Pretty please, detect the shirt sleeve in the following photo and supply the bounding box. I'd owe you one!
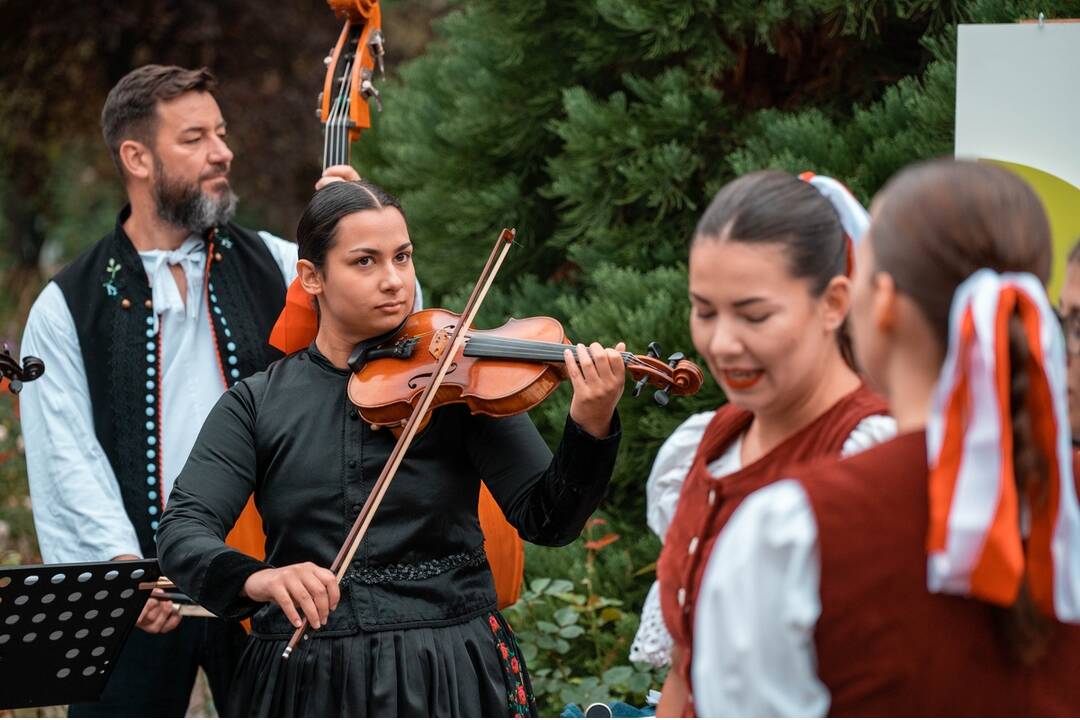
[466,412,621,547]
[691,479,830,717]
[840,414,896,458]
[646,411,715,541]
[156,380,271,619]
[629,411,715,668]
[257,230,298,285]
[19,282,142,563]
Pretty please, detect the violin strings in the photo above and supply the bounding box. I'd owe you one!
[463,335,639,359]
[462,336,647,367]
[465,342,645,366]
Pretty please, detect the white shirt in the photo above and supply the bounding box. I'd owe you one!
[21,231,297,563]
[630,413,896,669]
[692,480,825,717]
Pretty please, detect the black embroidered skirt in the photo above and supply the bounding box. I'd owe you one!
[227,611,537,717]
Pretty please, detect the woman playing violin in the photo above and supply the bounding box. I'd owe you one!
[157,180,628,717]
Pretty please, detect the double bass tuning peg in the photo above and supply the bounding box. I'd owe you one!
[368,29,386,78]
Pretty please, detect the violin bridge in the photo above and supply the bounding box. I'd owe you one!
[428,328,451,359]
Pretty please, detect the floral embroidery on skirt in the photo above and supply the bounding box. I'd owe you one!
[488,612,538,717]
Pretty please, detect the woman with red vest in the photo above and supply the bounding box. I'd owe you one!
[652,170,895,715]
[693,158,1080,716]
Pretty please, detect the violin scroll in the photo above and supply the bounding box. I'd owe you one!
[0,343,44,395]
[626,344,704,407]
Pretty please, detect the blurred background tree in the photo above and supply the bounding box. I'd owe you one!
[2,0,1077,714]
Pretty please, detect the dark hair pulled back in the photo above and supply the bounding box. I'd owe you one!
[296,180,405,270]
[871,158,1053,665]
[693,170,855,367]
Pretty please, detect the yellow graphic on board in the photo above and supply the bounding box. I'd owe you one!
[986,159,1080,300]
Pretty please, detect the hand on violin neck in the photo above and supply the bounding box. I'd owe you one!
[566,341,627,438]
[315,164,361,191]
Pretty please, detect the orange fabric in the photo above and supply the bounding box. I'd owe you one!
[927,308,974,553]
[266,279,525,610]
[268,277,319,354]
[478,482,524,609]
[225,496,267,559]
[225,496,265,633]
[969,291,1023,606]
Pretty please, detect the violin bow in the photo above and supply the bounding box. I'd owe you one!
[283,228,517,659]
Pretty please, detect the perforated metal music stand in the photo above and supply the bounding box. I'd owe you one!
[0,558,159,710]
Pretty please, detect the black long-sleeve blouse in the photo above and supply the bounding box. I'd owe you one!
[157,344,620,637]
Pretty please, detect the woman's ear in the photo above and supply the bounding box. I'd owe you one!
[872,272,897,333]
[297,259,323,297]
[820,275,852,333]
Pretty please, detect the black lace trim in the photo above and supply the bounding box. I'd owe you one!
[344,546,488,585]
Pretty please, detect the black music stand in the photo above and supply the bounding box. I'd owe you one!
[0,558,159,710]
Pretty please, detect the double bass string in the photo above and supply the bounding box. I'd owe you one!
[322,58,354,170]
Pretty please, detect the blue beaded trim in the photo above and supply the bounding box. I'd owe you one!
[208,277,242,383]
[145,311,163,541]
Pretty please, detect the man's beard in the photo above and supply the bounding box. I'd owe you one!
[152,157,238,233]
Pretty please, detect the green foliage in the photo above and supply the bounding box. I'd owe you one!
[504,519,663,716]
[0,398,36,565]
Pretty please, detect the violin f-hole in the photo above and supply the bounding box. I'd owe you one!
[408,363,458,389]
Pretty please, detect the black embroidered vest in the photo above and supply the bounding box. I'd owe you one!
[53,207,286,557]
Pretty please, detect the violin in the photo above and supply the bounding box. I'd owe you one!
[0,344,44,395]
[348,308,704,431]
[282,228,702,659]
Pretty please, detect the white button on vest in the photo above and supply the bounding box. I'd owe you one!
[688,536,699,555]
[677,587,686,607]
[707,488,716,506]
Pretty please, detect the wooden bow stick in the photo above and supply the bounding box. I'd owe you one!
[282,227,517,660]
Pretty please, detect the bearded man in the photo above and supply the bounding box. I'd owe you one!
[19,65,357,716]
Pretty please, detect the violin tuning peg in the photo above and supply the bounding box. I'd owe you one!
[647,341,662,359]
[653,388,670,407]
[667,351,685,368]
[632,377,647,398]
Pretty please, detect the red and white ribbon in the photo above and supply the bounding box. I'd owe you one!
[799,171,870,275]
[926,269,1080,621]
